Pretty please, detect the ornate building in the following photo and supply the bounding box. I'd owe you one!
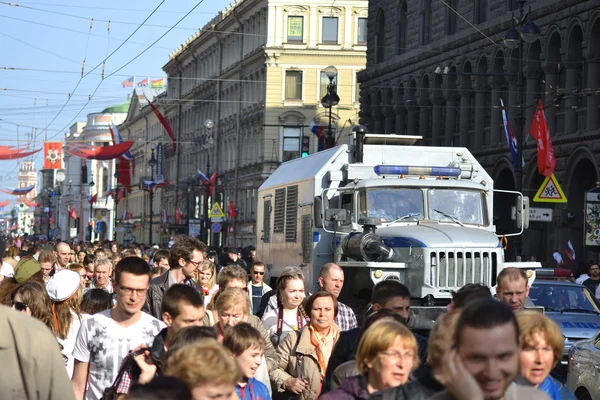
[162,0,368,247]
[16,161,37,235]
[358,0,600,264]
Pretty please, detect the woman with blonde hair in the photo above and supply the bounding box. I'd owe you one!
[165,340,241,400]
[261,266,308,347]
[516,311,576,400]
[321,319,419,399]
[46,269,84,378]
[195,260,218,307]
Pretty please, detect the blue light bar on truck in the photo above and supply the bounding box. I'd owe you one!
[374,165,461,177]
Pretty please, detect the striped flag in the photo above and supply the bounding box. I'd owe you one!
[151,78,165,88]
[138,77,149,87]
[122,77,134,88]
[500,98,524,171]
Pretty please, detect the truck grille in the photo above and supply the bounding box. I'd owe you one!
[430,250,498,289]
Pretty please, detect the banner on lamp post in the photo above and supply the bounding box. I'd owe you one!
[156,144,163,182]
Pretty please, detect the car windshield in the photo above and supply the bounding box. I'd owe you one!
[427,189,486,226]
[359,188,424,223]
[529,284,600,313]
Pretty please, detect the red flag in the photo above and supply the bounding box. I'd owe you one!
[528,99,556,177]
[116,157,133,193]
[145,96,176,151]
[229,200,238,217]
[44,142,63,169]
[175,208,182,224]
[116,187,125,203]
[68,205,77,219]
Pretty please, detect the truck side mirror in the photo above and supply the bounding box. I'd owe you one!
[314,196,323,228]
[516,196,530,230]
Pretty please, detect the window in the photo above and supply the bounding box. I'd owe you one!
[474,0,487,24]
[397,2,407,55]
[282,126,301,161]
[357,18,367,44]
[375,10,385,63]
[285,71,303,100]
[354,73,360,102]
[446,0,457,35]
[287,16,304,42]
[322,17,338,43]
[320,71,336,99]
[421,0,431,45]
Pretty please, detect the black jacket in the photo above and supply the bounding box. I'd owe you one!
[369,365,445,400]
[142,272,203,320]
[150,328,168,375]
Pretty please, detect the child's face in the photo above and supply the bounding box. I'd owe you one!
[236,345,264,379]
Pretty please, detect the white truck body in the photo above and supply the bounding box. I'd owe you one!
[257,134,533,308]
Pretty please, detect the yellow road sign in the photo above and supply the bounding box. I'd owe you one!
[533,173,567,203]
[208,202,225,218]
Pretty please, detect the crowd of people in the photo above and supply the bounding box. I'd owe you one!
[0,235,580,400]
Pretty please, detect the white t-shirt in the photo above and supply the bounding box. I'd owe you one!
[72,309,165,400]
[203,284,219,308]
[261,308,302,347]
[58,309,83,379]
[1,261,14,277]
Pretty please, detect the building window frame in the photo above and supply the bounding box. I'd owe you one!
[445,0,457,35]
[474,0,487,24]
[321,16,339,44]
[281,126,302,162]
[357,17,367,45]
[284,70,303,102]
[286,15,304,43]
[420,0,432,45]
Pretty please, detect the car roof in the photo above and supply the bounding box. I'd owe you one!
[532,279,582,288]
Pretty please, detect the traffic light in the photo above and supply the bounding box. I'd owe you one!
[301,135,310,158]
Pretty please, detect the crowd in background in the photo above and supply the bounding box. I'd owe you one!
[0,234,580,400]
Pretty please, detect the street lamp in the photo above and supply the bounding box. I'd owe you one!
[89,178,95,242]
[503,0,539,260]
[320,65,340,149]
[147,147,157,246]
[203,119,213,244]
[113,170,120,241]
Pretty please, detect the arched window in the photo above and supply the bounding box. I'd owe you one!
[420,0,431,45]
[445,0,457,35]
[474,0,487,24]
[397,1,407,55]
[375,10,385,63]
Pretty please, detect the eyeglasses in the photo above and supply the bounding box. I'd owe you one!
[252,271,265,275]
[188,259,203,269]
[379,350,415,361]
[11,301,28,312]
[118,287,149,296]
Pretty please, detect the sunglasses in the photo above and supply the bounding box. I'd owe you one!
[11,301,28,312]
[252,271,265,275]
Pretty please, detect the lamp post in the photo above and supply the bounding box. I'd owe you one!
[88,178,95,242]
[113,171,120,241]
[320,65,340,149]
[204,119,214,244]
[46,189,52,239]
[147,147,157,246]
[503,0,540,260]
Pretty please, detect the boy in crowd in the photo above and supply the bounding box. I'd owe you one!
[223,323,271,400]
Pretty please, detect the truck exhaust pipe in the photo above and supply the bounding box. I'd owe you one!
[353,125,367,164]
[342,217,400,262]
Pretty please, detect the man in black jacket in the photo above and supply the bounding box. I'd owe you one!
[143,237,206,320]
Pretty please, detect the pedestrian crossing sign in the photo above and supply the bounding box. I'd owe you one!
[208,202,225,218]
[533,174,567,203]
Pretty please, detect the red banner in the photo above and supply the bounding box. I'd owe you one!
[44,142,63,169]
[528,99,556,177]
[145,95,176,151]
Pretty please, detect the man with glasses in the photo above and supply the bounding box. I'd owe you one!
[247,261,272,315]
[72,257,165,400]
[143,237,207,320]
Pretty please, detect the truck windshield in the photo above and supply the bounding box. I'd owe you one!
[427,189,486,226]
[359,188,424,223]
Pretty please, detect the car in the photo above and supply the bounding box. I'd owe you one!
[528,279,600,383]
[567,331,600,400]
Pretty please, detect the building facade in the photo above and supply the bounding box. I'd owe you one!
[358,0,600,265]
[59,104,128,242]
[16,161,37,236]
[162,0,367,247]
[116,88,167,246]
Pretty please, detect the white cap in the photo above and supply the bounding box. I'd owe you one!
[47,269,81,302]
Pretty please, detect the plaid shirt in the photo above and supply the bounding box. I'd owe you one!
[335,301,357,331]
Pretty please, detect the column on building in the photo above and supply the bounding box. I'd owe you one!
[383,105,395,134]
[406,82,418,135]
[444,74,458,146]
[372,90,384,134]
[458,87,472,146]
[473,78,489,149]
[417,89,431,142]
[489,78,505,145]
[565,65,579,134]
[393,84,406,135]
[587,58,600,130]
[543,63,558,134]
[507,73,520,141]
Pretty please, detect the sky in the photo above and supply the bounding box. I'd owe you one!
[0,0,231,193]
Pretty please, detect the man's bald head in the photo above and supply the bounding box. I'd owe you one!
[318,263,345,298]
[55,242,71,268]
